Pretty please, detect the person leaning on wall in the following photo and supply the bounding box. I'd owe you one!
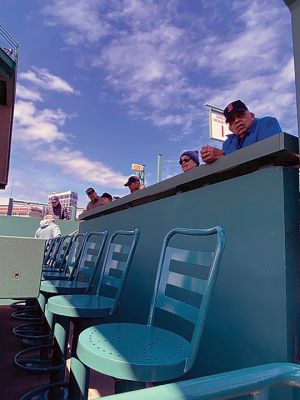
[85,187,103,210]
[85,188,113,211]
[200,100,282,164]
[45,196,70,220]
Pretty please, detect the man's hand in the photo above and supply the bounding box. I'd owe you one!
[200,145,224,164]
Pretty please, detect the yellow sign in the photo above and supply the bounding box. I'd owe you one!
[131,163,144,172]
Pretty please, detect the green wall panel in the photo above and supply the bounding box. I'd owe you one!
[79,166,299,395]
[0,215,79,237]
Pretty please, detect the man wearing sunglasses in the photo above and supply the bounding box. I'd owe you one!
[179,150,199,172]
[200,100,282,164]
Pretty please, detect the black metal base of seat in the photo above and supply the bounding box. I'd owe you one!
[19,382,68,400]
[13,322,52,341]
[11,299,38,310]
[14,344,65,375]
[21,337,52,348]
[11,309,43,322]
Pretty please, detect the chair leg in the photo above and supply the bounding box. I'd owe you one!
[53,314,70,357]
[69,357,90,400]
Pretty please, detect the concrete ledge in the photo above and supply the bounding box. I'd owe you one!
[80,133,299,221]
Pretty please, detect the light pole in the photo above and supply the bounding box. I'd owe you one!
[283,0,300,151]
[157,154,162,183]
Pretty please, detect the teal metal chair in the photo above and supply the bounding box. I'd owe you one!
[13,231,108,374]
[42,233,86,281]
[71,226,225,398]
[42,235,73,274]
[18,228,140,400]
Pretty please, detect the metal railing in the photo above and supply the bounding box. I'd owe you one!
[0,25,19,64]
[102,363,300,400]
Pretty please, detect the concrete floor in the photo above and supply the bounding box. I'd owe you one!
[0,305,114,399]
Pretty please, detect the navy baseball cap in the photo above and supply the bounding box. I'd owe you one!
[223,100,248,123]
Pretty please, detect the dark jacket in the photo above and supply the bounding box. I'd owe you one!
[45,204,70,220]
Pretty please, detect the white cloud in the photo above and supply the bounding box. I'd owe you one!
[12,70,128,193]
[16,83,43,102]
[14,100,69,143]
[34,146,128,188]
[41,0,297,137]
[42,0,110,45]
[19,67,79,94]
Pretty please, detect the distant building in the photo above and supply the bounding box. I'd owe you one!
[76,207,85,219]
[48,190,78,220]
[0,191,79,219]
[0,201,44,218]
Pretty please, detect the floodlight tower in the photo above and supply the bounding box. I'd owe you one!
[283,0,300,150]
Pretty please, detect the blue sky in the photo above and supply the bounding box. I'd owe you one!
[0,0,297,207]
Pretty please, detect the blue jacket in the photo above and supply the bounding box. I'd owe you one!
[222,116,282,155]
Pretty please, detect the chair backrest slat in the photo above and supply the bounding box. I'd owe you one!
[156,293,198,323]
[105,259,126,273]
[83,260,96,269]
[86,247,100,256]
[166,246,214,268]
[102,275,122,290]
[166,270,208,295]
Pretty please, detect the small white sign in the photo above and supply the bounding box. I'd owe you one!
[209,108,231,142]
[131,163,144,172]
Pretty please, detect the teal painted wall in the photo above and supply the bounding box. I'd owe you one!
[0,215,79,237]
[79,166,299,394]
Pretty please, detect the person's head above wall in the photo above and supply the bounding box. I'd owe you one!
[223,100,255,137]
[100,192,112,204]
[50,195,61,207]
[44,214,55,221]
[86,187,98,201]
[124,175,141,193]
[179,150,200,172]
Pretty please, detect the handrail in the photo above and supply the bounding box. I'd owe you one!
[102,363,300,400]
[0,25,19,64]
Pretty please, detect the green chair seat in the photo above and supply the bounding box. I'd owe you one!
[47,294,114,318]
[42,271,70,280]
[40,280,89,295]
[77,322,191,382]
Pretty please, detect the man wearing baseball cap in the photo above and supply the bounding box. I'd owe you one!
[45,196,70,220]
[85,188,113,211]
[200,100,282,164]
[124,175,144,193]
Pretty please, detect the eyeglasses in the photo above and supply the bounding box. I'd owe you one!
[179,157,191,165]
